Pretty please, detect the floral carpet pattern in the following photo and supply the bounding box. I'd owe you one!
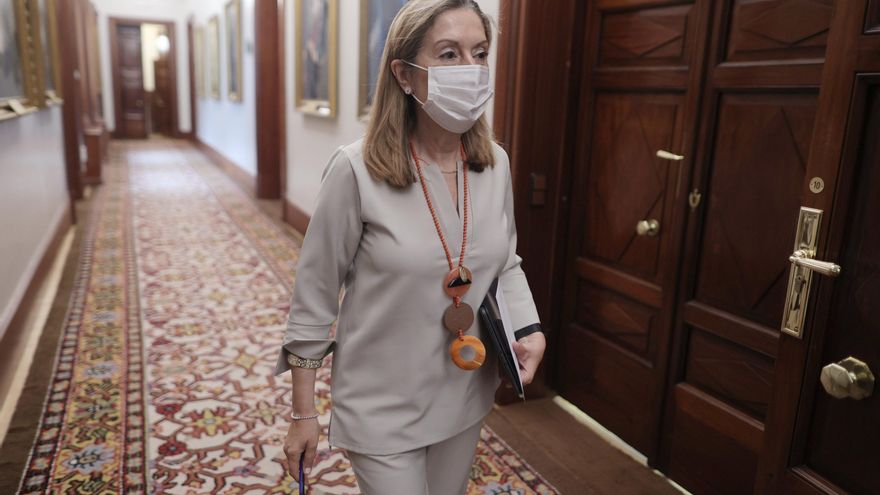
[17,140,558,494]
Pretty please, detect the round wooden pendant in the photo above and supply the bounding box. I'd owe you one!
[443,303,474,333]
[443,266,473,298]
[449,335,486,371]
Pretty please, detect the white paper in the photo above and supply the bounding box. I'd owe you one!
[495,285,525,396]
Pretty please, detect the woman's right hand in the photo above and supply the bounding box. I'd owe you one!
[283,417,320,481]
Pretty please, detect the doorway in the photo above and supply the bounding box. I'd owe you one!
[109,18,178,138]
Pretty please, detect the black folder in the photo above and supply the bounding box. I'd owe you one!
[479,278,525,399]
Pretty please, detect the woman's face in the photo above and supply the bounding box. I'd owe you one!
[403,8,490,101]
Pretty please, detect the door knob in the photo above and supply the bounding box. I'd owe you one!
[636,219,660,237]
[820,357,874,400]
[789,250,841,277]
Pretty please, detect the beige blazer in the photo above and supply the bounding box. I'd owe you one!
[274,139,540,455]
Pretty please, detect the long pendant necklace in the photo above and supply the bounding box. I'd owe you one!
[410,140,486,371]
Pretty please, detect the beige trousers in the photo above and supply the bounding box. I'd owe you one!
[347,420,483,495]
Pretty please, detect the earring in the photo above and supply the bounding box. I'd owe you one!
[404,87,411,95]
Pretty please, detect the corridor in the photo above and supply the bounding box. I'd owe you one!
[2,0,879,493]
[0,141,682,494]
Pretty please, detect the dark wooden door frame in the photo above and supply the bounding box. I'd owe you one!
[109,17,179,138]
[58,0,84,205]
[255,0,285,199]
[187,16,197,139]
[490,0,584,400]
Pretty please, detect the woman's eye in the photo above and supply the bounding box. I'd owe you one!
[440,51,457,60]
[475,51,489,60]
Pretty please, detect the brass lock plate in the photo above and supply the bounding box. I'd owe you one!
[781,207,823,338]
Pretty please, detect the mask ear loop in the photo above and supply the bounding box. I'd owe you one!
[401,60,428,106]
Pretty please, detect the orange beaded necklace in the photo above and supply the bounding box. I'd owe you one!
[410,140,486,371]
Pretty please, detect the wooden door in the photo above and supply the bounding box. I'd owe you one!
[657,1,834,494]
[152,53,172,135]
[556,0,711,456]
[755,1,880,493]
[112,22,147,138]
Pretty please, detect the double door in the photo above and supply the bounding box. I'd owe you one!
[555,0,878,493]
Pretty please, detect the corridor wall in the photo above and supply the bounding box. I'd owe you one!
[190,0,258,177]
[92,0,193,134]
[0,108,69,340]
[284,0,500,217]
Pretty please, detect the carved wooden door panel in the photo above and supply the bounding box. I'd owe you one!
[755,1,880,493]
[556,0,711,457]
[657,1,834,494]
[115,23,147,138]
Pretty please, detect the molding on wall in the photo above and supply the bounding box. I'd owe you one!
[193,137,256,197]
[0,203,73,406]
[282,197,310,237]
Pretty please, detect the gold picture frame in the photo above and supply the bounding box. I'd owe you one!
[194,26,204,98]
[358,0,406,118]
[295,0,337,117]
[207,15,220,100]
[225,0,242,101]
[38,0,61,101]
[1,0,44,118]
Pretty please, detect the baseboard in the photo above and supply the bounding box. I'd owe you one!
[0,203,73,408]
[193,138,256,197]
[283,197,310,236]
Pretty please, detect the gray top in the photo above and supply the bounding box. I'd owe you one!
[274,139,540,455]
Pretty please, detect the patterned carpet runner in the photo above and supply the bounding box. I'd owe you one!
[16,140,558,494]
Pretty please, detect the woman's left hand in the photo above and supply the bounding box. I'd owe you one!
[512,332,546,386]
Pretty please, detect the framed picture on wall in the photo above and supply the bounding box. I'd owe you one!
[207,15,220,99]
[295,0,337,117]
[38,0,61,100]
[225,0,242,101]
[194,26,204,98]
[1,0,42,116]
[358,0,406,118]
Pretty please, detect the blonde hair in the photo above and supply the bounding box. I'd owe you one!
[363,0,496,188]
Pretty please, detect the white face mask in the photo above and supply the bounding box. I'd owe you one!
[404,61,494,134]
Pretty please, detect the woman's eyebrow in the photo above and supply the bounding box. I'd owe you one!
[432,38,489,48]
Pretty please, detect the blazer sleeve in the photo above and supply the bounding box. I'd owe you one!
[273,147,363,376]
[497,152,542,333]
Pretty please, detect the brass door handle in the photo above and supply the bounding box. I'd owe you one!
[636,219,660,237]
[656,150,684,161]
[789,250,841,277]
[820,357,874,400]
[781,208,843,338]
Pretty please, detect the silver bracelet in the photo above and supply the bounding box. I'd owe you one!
[287,353,323,369]
[290,411,320,421]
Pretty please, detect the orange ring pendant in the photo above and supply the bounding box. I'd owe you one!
[449,335,486,370]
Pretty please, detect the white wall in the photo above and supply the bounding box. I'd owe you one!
[284,0,501,217]
[190,0,257,175]
[0,107,69,340]
[93,0,192,132]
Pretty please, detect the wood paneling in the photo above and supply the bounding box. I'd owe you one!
[801,86,880,495]
[659,0,829,491]
[666,384,763,495]
[684,328,775,420]
[255,0,283,199]
[583,92,680,281]
[695,94,815,328]
[490,0,582,400]
[598,3,693,67]
[558,0,711,462]
[724,0,833,63]
[867,0,880,33]
[575,282,656,356]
